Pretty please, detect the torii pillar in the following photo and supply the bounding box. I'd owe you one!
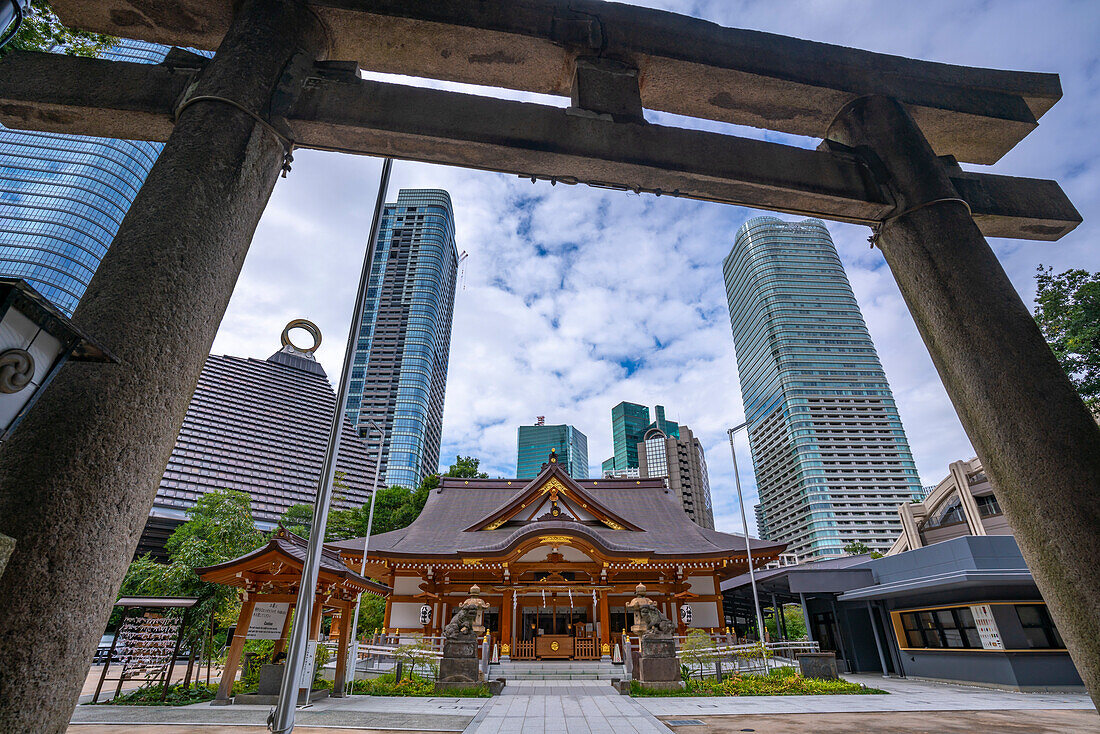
[828,95,1100,706]
[0,2,327,731]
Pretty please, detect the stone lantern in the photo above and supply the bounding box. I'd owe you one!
[0,279,114,442]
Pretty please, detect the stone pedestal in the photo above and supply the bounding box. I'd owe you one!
[437,636,480,684]
[636,636,682,689]
[797,652,838,680]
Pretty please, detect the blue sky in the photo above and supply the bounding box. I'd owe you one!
[211,0,1100,535]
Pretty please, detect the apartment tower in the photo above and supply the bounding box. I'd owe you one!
[723,216,921,558]
[345,189,458,489]
[638,423,715,529]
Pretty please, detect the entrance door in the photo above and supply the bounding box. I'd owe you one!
[517,605,595,659]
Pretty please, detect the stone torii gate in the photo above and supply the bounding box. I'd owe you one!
[0,1,1095,729]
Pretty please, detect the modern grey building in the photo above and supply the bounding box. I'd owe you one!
[516,421,589,480]
[345,189,459,489]
[0,40,169,315]
[638,423,715,529]
[722,536,1082,691]
[139,329,378,557]
[723,216,922,559]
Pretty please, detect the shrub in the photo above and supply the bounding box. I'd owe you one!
[92,682,217,706]
[631,668,887,697]
[351,673,490,697]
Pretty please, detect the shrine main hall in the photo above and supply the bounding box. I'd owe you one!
[333,453,785,660]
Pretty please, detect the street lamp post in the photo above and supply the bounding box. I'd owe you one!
[343,419,385,696]
[270,158,393,733]
[728,421,765,643]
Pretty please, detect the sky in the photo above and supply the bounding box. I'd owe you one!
[209,0,1100,536]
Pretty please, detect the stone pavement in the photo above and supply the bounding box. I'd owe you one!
[464,681,672,733]
[71,694,484,731]
[657,709,1100,734]
[636,674,1095,717]
[68,675,1097,733]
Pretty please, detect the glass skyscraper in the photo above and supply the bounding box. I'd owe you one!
[345,189,458,489]
[517,422,589,480]
[723,216,922,559]
[0,40,169,315]
[600,402,679,475]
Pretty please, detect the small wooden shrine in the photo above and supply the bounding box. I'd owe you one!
[331,453,785,661]
[197,528,389,701]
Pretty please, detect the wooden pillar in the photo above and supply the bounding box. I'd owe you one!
[382,571,395,631]
[271,604,294,658]
[332,601,351,697]
[215,597,256,702]
[598,590,611,659]
[500,588,514,658]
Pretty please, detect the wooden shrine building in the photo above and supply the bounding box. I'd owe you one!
[197,528,389,701]
[332,453,785,661]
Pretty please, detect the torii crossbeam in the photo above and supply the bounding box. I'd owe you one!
[0,2,1096,731]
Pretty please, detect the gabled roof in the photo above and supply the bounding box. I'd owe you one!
[465,460,641,532]
[331,460,786,567]
[197,527,390,598]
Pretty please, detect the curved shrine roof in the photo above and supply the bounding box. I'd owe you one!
[332,461,785,562]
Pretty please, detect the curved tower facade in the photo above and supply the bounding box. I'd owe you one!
[0,40,168,315]
[346,189,458,489]
[723,216,921,558]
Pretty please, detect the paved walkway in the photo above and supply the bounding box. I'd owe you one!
[637,674,1094,716]
[70,675,1096,733]
[464,681,672,733]
[71,695,484,731]
[658,709,1100,734]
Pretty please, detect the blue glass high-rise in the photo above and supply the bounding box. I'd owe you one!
[723,216,922,559]
[345,189,458,489]
[517,422,589,480]
[0,40,169,315]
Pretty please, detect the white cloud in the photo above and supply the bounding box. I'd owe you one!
[211,1,1100,535]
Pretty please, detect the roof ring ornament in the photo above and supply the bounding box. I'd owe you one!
[281,318,322,354]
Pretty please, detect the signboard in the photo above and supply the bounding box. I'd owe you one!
[246,602,289,640]
[299,641,317,688]
[116,613,181,672]
[970,604,1003,649]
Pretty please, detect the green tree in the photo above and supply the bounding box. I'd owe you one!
[842,541,882,558]
[446,455,489,478]
[2,1,116,57]
[765,605,807,641]
[279,503,314,537]
[117,489,266,685]
[1034,266,1100,412]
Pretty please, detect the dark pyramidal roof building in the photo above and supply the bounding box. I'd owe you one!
[138,326,378,557]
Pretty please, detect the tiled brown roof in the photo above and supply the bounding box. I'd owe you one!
[197,528,390,596]
[331,470,785,561]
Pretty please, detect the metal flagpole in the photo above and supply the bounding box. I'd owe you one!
[270,157,393,733]
[343,419,385,695]
[728,422,765,643]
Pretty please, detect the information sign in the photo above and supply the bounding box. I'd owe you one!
[970,604,1004,649]
[246,602,289,640]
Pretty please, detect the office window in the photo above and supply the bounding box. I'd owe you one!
[1015,604,1064,649]
[899,606,980,649]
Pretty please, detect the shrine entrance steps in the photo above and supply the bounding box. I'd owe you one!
[491,660,622,680]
